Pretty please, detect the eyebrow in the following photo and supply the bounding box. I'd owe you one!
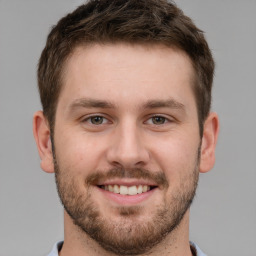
[142,99,185,110]
[68,97,185,112]
[69,98,116,111]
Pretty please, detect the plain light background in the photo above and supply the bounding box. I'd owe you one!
[0,1,255,255]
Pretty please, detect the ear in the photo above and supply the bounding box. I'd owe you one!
[199,112,219,173]
[33,111,55,173]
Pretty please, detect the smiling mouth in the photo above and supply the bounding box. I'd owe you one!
[98,185,157,196]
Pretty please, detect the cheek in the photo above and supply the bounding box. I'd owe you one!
[150,135,199,179]
[54,130,106,175]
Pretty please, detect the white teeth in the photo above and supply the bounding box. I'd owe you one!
[120,185,128,195]
[137,185,143,194]
[113,185,120,194]
[103,185,151,195]
[128,186,137,195]
[108,185,114,192]
[142,185,148,192]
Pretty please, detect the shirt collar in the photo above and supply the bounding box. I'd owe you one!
[48,241,207,256]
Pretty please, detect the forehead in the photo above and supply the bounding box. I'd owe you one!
[59,43,196,112]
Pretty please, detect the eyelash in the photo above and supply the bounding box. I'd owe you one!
[145,115,171,125]
[82,114,172,126]
[83,115,110,125]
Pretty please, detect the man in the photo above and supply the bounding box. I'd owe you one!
[33,0,219,255]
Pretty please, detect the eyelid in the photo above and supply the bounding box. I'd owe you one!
[80,113,176,125]
[81,114,112,124]
[144,114,174,125]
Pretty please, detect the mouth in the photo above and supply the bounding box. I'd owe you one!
[98,184,157,195]
[94,178,159,205]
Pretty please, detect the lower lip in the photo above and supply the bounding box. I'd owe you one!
[97,187,156,205]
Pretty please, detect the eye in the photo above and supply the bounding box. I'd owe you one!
[151,116,167,125]
[145,115,169,125]
[85,116,108,125]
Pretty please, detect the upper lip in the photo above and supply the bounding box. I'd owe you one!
[96,179,158,187]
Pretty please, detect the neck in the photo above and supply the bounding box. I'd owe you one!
[59,211,193,256]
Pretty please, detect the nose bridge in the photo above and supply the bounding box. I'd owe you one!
[107,117,149,167]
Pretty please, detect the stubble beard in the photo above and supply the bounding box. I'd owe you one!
[54,152,200,255]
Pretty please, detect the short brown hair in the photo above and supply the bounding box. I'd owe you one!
[38,0,214,136]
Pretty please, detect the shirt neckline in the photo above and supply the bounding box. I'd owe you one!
[55,241,199,256]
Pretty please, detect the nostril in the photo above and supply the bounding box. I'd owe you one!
[106,141,150,168]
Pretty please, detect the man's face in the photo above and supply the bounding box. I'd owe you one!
[53,43,201,254]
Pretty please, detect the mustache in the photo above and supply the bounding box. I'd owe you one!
[86,168,169,188]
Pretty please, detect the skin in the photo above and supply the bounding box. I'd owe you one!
[33,43,219,256]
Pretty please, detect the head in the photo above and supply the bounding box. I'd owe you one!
[38,0,214,137]
[34,0,219,255]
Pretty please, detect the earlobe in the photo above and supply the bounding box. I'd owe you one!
[33,111,55,173]
[199,112,219,173]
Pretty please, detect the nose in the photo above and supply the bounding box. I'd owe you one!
[106,120,150,168]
